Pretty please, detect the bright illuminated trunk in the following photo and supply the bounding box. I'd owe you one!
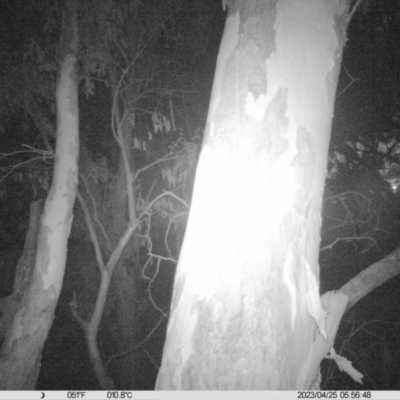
[0,0,79,389]
[156,0,351,390]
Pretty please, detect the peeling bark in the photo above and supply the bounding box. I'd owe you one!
[156,0,351,390]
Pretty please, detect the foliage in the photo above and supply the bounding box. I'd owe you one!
[323,102,400,255]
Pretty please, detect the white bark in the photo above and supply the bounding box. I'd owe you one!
[0,0,79,389]
[156,0,350,390]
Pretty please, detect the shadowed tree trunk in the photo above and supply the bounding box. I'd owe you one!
[156,0,355,390]
[0,200,43,342]
[0,0,79,389]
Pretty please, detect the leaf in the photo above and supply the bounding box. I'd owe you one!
[326,349,364,384]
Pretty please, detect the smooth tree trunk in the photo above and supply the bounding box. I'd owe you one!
[156,0,352,390]
[0,0,79,389]
[0,200,43,341]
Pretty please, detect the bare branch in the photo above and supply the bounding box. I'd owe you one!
[132,151,182,184]
[105,316,165,368]
[346,0,363,27]
[77,191,105,272]
[79,173,111,250]
[339,246,400,311]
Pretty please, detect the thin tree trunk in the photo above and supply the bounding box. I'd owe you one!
[0,199,43,341]
[70,70,139,390]
[0,0,79,389]
[156,0,351,390]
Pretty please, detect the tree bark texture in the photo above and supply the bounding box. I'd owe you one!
[156,0,350,390]
[0,199,43,341]
[0,0,79,389]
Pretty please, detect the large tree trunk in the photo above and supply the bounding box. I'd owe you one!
[0,0,79,389]
[156,0,351,390]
